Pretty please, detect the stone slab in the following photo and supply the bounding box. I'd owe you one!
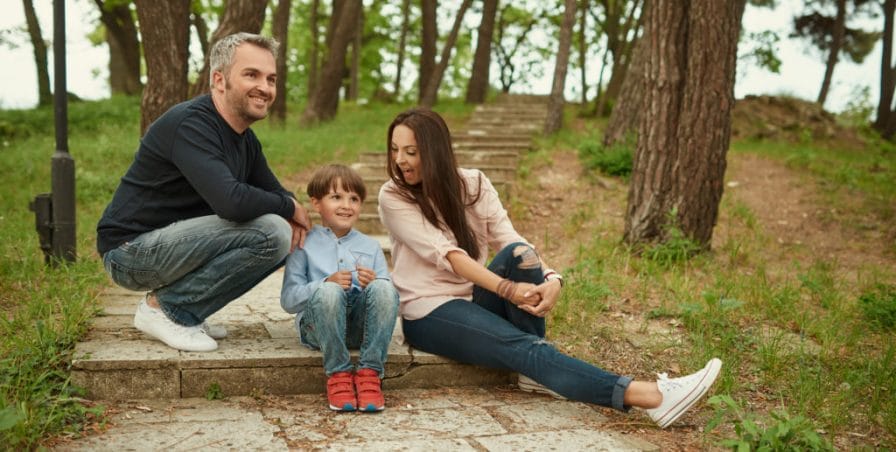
[71,368,180,400]
[474,429,659,451]
[72,339,180,370]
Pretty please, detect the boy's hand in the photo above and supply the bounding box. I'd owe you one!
[326,271,352,290]
[356,266,375,288]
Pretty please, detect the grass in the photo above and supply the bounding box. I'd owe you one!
[539,110,896,448]
[0,96,471,447]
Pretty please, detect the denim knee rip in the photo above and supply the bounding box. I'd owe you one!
[512,244,541,269]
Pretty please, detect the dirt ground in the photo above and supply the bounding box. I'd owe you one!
[510,138,894,449]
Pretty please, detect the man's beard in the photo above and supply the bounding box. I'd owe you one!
[225,79,271,123]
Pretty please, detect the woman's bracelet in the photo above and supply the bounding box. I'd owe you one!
[543,269,564,287]
[496,278,516,300]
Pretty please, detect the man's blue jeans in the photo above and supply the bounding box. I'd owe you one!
[403,242,632,411]
[300,280,399,378]
[102,214,292,327]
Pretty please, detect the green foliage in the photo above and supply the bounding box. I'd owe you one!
[707,395,835,451]
[205,382,223,400]
[641,210,703,267]
[577,138,633,177]
[739,30,782,74]
[858,284,896,331]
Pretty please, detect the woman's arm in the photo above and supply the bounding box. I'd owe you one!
[446,250,540,307]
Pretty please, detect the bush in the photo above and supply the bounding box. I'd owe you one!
[858,284,896,331]
[707,395,834,451]
[578,138,633,177]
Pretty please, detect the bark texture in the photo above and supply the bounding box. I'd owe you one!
[465,0,499,104]
[624,0,740,249]
[302,0,361,123]
[272,0,292,122]
[418,0,437,102]
[876,0,895,137]
[544,0,577,134]
[135,0,190,135]
[94,0,142,95]
[419,0,473,108]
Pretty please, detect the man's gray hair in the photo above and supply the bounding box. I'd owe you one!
[208,33,279,85]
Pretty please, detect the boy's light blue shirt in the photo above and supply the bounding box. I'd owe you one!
[280,225,392,327]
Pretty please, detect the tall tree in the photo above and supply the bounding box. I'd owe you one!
[592,0,643,117]
[544,0,577,134]
[22,0,51,106]
[271,0,292,122]
[624,0,740,249]
[302,0,362,123]
[466,0,499,104]
[135,0,190,134]
[394,0,411,98]
[577,0,588,105]
[493,5,543,93]
[308,0,321,97]
[419,0,437,102]
[189,0,268,98]
[93,0,142,96]
[348,5,363,100]
[875,0,896,137]
[602,34,646,146]
[419,0,473,108]
[791,0,881,108]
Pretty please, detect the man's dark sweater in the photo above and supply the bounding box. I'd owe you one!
[96,95,295,255]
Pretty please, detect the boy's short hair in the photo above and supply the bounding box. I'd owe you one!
[306,164,367,201]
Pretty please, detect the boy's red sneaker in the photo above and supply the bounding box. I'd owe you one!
[326,371,357,411]
[354,368,385,412]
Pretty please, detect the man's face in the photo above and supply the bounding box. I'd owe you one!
[214,43,276,130]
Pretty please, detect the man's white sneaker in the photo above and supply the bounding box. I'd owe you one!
[517,374,566,400]
[645,358,722,429]
[133,295,218,352]
[199,321,228,339]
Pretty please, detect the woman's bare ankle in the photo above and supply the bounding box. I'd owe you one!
[623,381,662,409]
[145,293,161,309]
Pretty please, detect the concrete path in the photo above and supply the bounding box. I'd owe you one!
[56,388,658,451]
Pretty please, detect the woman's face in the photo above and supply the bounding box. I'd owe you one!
[390,124,422,185]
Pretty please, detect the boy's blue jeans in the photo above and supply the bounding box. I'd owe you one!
[102,214,292,326]
[300,279,399,378]
[403,242,632,411]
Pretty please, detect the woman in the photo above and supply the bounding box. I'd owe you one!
[377,108,721,429]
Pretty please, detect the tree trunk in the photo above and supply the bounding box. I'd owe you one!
[544,0,578,135]
[191,7,210,58]
[603,32,646,146]
[420,0,473,108]
[419,0,437,102]
[595,0,643,116]
[302,0,362,124]
[308,0,320,97]
[94,0,142,96]
[272,0,292,122]
[623,0,740,249]
[578,0,588,105]
[22,0,51,106]
[465,0,499,104]
[135,0,190,135]
[348,5,363,101]
[876,0,895,135]
[189,0,268,98]
[817,0,846,107]
[394,0,411,98]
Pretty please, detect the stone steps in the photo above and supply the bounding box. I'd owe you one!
[73,94,549,400]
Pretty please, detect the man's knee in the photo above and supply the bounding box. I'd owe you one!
[252,214,292,260]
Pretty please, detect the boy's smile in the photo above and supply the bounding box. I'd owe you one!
[311,185,362,238]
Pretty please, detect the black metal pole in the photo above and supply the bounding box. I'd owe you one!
[51,0,76,263]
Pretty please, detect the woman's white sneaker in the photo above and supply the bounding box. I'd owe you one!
[133,295,218,352]
[199,321,228,339]
[645,358,722,428]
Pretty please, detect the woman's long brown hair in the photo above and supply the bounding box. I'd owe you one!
[387,109,482,260]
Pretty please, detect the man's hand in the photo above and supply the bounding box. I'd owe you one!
[290,199,311,250]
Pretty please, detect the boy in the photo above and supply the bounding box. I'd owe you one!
[281,164,399,412]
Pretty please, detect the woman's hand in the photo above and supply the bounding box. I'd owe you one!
[508,282,541,307]
[517,278,562,317]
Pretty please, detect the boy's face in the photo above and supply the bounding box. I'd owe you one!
[311,184,361,238]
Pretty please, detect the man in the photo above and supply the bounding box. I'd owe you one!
[97,33,310,352]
